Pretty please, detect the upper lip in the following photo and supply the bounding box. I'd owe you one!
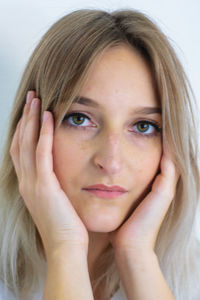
[82,184,128,192]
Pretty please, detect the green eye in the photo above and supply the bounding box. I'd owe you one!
[137,122,149,132]
[131,120,161,138]
[63,112,162,138]
[63,112,91,129]
[71,115,85,125]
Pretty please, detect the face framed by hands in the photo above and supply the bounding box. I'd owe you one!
[52,44,163,233]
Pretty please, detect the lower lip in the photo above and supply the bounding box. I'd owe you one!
[82,189,126,199]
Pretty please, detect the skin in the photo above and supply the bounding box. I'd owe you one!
[10,43,179,299]
[52,44,162,274]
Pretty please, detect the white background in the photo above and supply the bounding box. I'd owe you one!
[0,0,200,152]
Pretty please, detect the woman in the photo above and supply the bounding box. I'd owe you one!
[0,8,199,300]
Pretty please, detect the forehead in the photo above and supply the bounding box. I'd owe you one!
[78,44,159,112]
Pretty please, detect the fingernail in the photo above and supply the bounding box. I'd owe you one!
[26,91,33,104]
[31,98,38,110]
[43,111,49,123]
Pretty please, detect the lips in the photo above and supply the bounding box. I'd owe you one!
[82,189,126,199]
[82,184,127,192]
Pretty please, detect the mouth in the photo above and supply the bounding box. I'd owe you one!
[82,188,127,199]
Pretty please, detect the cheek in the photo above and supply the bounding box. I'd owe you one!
[53,129,162,189]
[124,144,162,220]
[140,155,161,179]
[52,132,86,185]
[134,145,162,193]
[128,135,162,186]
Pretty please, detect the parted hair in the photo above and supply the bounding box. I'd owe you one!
[0,8,200,300]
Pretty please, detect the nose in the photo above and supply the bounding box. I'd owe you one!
[92,131,125,175]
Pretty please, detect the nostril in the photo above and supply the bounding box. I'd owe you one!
[97,163,104,170]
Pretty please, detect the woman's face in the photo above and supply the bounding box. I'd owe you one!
[53,44,162,232]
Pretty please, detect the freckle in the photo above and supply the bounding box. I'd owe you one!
[79,142,88,151]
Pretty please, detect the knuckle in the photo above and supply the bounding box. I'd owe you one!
[18,181,25,196]
[9,146,15,155]
[9,145,17,157]
[18,180,33,201]
[26,113,35,124]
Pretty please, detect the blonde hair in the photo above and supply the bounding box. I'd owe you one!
[0,8,200,300]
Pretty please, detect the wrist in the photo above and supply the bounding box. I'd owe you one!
[43,245,93,300]
[114,244,156,259]
[46,244,88,265]
[114,246,158,270]
[113,248,175,300]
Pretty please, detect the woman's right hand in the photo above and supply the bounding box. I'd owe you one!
[9,91,89,260]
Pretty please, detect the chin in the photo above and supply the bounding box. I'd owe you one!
[81,214,122,233]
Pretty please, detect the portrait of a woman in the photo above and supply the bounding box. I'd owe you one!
[0,8,199,300]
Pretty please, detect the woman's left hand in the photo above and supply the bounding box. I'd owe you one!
[108,147,180,255]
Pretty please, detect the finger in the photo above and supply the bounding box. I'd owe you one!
[158,152,180,195]
[20,97,40,179]
[145,157,178,223]
[162,144,180,179]
[130,155,179,234]
[10,118,22,179]
[19,92,33,142]
[36,111,54,184]
[10,90,35,180]
[19,91,35,176]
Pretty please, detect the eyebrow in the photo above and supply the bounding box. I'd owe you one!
[74,96,162,115]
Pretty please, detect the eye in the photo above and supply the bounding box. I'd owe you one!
[62,112,94,129]
[131,120,161,137]
[62,113,162,138]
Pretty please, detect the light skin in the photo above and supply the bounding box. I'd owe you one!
[10,44,179,300]
[53,44,162,272]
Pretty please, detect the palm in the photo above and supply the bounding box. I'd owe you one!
[109,153,179,253]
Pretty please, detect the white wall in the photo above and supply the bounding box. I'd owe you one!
[1,0,200,151]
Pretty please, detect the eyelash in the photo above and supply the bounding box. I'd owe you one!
[62,112,162,138]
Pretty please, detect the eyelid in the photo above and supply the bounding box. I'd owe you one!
[133,118,162,129]
[64,110,97,124]
[64,110,162,124]
[63,111,162,132]
[63,111,97,128]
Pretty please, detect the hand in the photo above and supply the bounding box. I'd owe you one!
[108,148,180,255]
[10,91,89,259]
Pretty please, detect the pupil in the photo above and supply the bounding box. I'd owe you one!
[74,115,84,124]
[138,123,148,132]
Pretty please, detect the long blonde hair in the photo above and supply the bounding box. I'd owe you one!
[0,8,199,300]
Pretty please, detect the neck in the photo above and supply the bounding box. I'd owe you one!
[87,231,110,280]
